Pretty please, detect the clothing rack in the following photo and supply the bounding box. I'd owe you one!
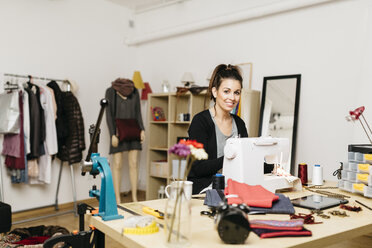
[3,73,71,92]
[2,73,77,223]
[4,73,65,82]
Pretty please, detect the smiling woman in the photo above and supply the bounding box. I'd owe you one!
[187,64,248,194]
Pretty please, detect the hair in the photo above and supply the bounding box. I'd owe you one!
[208,64,243,102]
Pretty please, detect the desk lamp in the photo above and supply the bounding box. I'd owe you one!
[181,72,195,87]
[133,71,145,89]
[346,106,372,144]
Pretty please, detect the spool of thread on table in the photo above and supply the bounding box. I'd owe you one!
[212,174,225,190]
[312,164,323,186]
[298,163,308,185]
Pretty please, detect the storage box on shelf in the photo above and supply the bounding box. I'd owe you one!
[150,160,168,178]
[339,148,372,198]
[146,92,208,200]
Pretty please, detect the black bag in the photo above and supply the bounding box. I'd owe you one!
[0,201,11,233]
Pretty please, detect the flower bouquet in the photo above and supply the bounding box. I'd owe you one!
[165,139,208,246]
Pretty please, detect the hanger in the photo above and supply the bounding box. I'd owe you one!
[26,75,34,88]
[63,80,71,92]
[26,75,40,94]
[4,75,19,92]
[4,81,18,92]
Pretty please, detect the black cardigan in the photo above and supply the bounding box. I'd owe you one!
[187,110,248,194]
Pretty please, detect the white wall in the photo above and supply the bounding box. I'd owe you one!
[0,0,149,212]
[130,0,372,181]
[2,0,372,211]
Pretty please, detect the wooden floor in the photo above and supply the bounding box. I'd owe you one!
[11,191,145,248]
[10,190,372,248]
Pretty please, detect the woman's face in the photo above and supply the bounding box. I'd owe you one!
[212,78,242,113]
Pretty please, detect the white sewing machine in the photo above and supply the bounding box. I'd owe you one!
[222,137,302,192]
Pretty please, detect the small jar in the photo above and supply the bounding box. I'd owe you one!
[161,80,170,93]
[158,185,165,199]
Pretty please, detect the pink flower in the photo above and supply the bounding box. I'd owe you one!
[168,143,190,158]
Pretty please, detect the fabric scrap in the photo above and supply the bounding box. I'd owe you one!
[249,194,295,214]
[224,179,279,208]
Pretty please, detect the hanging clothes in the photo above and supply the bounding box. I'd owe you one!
[24,82,46,159]
[2,76,84,185]
[23,89,31,155]
[46,81,68,157]
[47,81,85,164]
[38,84,58,155]
[22,89,30,183]
[2,90,26,183]
[29,84,59,184]
[58,91,85,164]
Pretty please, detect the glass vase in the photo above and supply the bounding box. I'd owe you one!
[164,181,191,247]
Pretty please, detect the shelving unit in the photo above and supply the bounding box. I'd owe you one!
[146,92,208,200]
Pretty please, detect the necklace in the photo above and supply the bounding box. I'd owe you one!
[304,186,350,199]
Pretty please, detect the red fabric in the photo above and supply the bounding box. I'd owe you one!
[13,236,50,245]
[259,230,312,239]
[250,218,312,239]
[141,82,152,100]
[224,179,279,208]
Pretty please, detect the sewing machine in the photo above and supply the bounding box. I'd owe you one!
[223,137,302,192]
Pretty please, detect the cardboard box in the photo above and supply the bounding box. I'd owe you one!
[151,160,168,178]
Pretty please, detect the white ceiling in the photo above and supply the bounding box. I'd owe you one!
[107,0,184,13]
[107,0,160,9]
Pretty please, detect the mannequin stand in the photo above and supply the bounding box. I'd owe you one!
[55,161,77,216]
[112,150,139,203]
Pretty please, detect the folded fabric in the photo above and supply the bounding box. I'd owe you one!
[250,219,304,230]
[224,179,279,208]
[252,227,312,238]
[250,219,312,238]
[13,236,50,245]
[249,194,295,214]
[204,189,225,207]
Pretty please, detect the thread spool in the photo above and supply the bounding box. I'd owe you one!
[298,163,308,185]
[212,174,225,190]
[312,164,323,186]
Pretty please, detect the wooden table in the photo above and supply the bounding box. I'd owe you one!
[85,185,372,248]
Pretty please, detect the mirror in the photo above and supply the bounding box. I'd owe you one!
[258,74,301,175]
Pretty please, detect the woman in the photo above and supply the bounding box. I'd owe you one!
[188,64,248,194]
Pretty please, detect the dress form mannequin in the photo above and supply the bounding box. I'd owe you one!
[105,79,145,203]
[111,128,145,203]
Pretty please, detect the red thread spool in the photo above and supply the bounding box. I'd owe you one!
[298,163,308,185]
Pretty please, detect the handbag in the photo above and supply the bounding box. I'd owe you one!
[0,91,20,134]
[115,119,141,142]
[114,90,141,142]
